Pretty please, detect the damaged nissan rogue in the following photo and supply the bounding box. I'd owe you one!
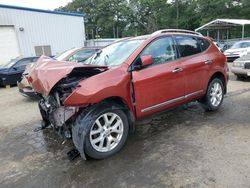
[28,29,229,160]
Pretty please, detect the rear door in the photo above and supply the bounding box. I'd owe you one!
[132,36,185,118]
[174,35,211,98]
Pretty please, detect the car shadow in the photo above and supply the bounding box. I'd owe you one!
[229,74,250,82]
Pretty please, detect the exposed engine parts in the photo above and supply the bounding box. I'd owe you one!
[37,66,107,139]
[39,94,78,138]
[39,82,79,138]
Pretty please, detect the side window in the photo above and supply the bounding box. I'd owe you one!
[68,50,96,62]
[241,42,250,48]
[175,36,201,57]
[32,57,39,62]
[141,37,177,65]
[197,38,210,52]
[13,58,32,69]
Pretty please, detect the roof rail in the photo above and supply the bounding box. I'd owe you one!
[151,29,203,36]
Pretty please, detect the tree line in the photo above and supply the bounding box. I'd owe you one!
[57,0,250,39]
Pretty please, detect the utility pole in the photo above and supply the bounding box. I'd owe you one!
[113,24,116,38]
[176,0,179,29]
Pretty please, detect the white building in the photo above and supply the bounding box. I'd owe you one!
[0,4,85,64]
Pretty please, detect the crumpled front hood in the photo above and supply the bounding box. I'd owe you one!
[28,55,108,96]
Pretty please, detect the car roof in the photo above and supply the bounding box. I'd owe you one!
[16,56,39,61]
[235,40,250,44]
[62,47,100,54]
[102,29,206,45]
[80,46,102,50]
[130,35,151,40]
[153,29,202,35]
[126,30,205,42]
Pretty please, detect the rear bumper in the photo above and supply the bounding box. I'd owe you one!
[18,88,40,98]
[0,74,21,86]
[231,67,250,76]
[0,76,9,86]
[17,76,40,98]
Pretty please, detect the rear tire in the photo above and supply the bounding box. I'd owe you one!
[200,78,225,111]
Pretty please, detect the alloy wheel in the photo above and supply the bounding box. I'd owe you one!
[210,82,223,107]
[89,112,124,152]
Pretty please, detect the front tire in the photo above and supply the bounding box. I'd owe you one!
[73,104,129,160]
[200,78,225,111]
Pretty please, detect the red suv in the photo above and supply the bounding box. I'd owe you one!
[29,29,228,160]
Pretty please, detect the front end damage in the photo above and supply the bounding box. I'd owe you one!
[38,68,107,137]
[29,57,108,155]
[38,94,79,138]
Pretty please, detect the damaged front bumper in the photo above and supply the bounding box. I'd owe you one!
[39,96,88,159]
[38,96,78,138]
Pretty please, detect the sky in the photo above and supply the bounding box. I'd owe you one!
[0,0,73,10]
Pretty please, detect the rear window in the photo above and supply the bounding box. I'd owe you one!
[175,36,201,57]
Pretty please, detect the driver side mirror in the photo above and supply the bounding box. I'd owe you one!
[141,55,153,67]
[132,55,153,71]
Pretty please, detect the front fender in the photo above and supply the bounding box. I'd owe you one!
[63,65,134,111]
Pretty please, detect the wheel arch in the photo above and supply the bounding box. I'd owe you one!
[208,71,227,94]
[72,96,135,160]
[100,96,136,133]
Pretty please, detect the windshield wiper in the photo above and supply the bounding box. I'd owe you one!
[94,49,103,60]
[88,49,103,65]
[104,54,109,66]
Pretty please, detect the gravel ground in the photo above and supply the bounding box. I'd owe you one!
[0,64,250,188]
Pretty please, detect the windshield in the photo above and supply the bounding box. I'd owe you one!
[0,57,20,68]
[54,48,78,61]
[85,39,145,67]
[231,41,250,49]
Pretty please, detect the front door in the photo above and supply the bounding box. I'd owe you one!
[132,36,185,118]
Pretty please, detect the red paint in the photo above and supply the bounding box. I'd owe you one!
[30,32,228,119]
[141,55,153,66]
[29,56,108,96]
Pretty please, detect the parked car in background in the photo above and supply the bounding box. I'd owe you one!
[28,29,228,160]
[0,56,39,86]
[54,47,101,62]
[231,54,250,79]
[224,40,250,62]
[222,43,233,52]
[18,47,101,97]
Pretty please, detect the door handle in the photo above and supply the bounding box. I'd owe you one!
[172,67,183,73]
[204,60,213,65]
